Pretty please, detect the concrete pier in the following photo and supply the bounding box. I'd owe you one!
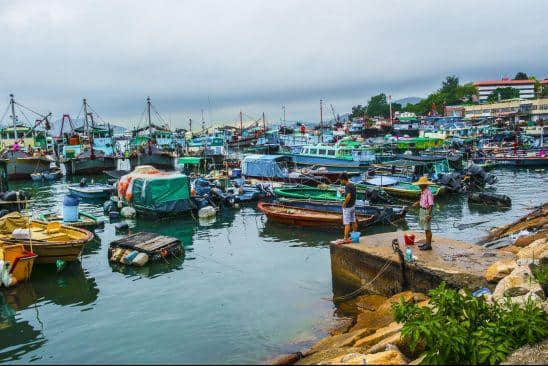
[330,231,514,296]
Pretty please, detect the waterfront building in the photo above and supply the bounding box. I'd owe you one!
[462,97,548,122]
[473,79,537,102]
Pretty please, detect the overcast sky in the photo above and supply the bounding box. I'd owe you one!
[0,0,546,129]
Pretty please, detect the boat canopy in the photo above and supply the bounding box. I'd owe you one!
[241,154,291,178]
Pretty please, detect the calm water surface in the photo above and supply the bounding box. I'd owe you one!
[0,168,546,363]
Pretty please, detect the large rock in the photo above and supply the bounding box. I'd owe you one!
[350,292,427,332]
[268,352,302,365]
[493,266,544,302]
[514,231,547,248]
[364,349,407,365]
[354,322,403,348]
[296,347,361,365]
[321,349,407,365]
[307,328,374,355]
[517,238,548,260]
[485,259,517,282]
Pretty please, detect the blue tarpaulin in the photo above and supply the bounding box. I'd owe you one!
[241,155,291,179]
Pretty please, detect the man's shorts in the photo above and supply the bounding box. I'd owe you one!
[342,206,356,225]
[419,207,432,231]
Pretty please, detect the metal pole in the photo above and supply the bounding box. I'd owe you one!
[10,94,18,143]
[147,96,152,136]
[320,99,323,143]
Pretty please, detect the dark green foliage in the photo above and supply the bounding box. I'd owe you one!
[402,76,478,116]
[532,264,548,285]
[514,72,528,80]
[486,87,521,103]
[392,283,548,365]
[349,94,402,120]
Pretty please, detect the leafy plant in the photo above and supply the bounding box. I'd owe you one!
[531,264,548,285]
[392,283,548,365]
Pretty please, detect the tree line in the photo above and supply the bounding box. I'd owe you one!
[349,72,547,119]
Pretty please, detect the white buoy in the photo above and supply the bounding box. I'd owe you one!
[198,206,216,219]
[120,206,136,218]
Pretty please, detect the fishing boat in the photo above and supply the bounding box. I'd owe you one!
[117,165,195,216]
[0,244,37,285]
[357,179,445,199]
[0,95,54,179]
[1,150,52,180]
[60,101,118,175]
[128,98,176,171]
[283,140,376,170]
[241,154,328,186]
[273,185,391,204]
[68,183,115,199]
[39,211,104,230]
[0,212,93,264]
[275,198,407,223]
[257,201,376,229]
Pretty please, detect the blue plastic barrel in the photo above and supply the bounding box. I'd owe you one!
[350,231,360,243]
[63,195,80,222]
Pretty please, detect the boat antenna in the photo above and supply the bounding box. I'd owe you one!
[9,94,18,143]
[282,105,286,127]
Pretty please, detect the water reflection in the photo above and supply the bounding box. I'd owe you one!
[0,263,98,362]
[109,255,185,278]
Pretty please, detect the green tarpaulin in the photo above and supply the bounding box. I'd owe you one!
[132,175,190,205]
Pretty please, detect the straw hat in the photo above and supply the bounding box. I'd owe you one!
[412,176,434,186]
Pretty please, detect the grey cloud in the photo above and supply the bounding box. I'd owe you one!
[0,0,546,129]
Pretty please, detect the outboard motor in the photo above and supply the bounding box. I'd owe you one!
[437,172,464,193]
[194,178,211,197]
[1,190,32,213]
[79,178,88,187]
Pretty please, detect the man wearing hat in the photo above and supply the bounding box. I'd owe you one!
[412,176,434,250]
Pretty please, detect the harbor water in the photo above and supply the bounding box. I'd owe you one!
[0,168,546,363]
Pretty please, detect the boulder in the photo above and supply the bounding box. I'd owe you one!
[354,322,403,348]
[268,352,302,365]
[307,328,374,354]
[321,348,407,365]
[493,266,544,301]
[365,333,403,354]
[517,238,548,260]
[296,347,361,365]
[501,245,521,254]
[364,348,407,364]
[514,231,547,247]
[350,292,427,332]
[484,259,517,282]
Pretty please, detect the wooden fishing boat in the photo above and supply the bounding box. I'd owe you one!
[39,211,104,230]
[357,181,445,199]
[0,244,37,284]
[257,201,376,229]
[0,212,93,264]
[67,183,115,199]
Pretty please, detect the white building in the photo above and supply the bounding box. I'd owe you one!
[474,79,536,102]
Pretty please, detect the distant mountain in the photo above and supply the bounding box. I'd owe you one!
[394,97,422,107]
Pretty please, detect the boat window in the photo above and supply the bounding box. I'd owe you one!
[309,149,317,155]
[328,149,335,156]
[318,149,326,155]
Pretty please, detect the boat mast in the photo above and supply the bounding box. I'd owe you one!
[147,96,152,137]
[189,118,192,133]
[9,94,17,143]
[282,105,286,127]
[320,99,323,143]
[262,112,266,132]
[83,98,89,137]
[239,110,243,135]
[388,95,393,125]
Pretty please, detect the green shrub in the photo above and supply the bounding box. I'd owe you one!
[531,264,548,285]
[392,283,548,365]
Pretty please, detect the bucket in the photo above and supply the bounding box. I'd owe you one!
[63,195,80,222]
[404,233,415,245]
[350,231,360,243]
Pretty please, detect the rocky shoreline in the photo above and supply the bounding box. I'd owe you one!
[269,203,548,365]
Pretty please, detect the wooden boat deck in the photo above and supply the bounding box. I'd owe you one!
[109,232,182,261]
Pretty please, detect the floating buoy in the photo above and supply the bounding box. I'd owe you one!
[198,206,216,219]
[120,206,136,218]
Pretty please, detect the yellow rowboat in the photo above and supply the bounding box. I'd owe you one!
[0,212,94,264]
[0,244,37,285]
